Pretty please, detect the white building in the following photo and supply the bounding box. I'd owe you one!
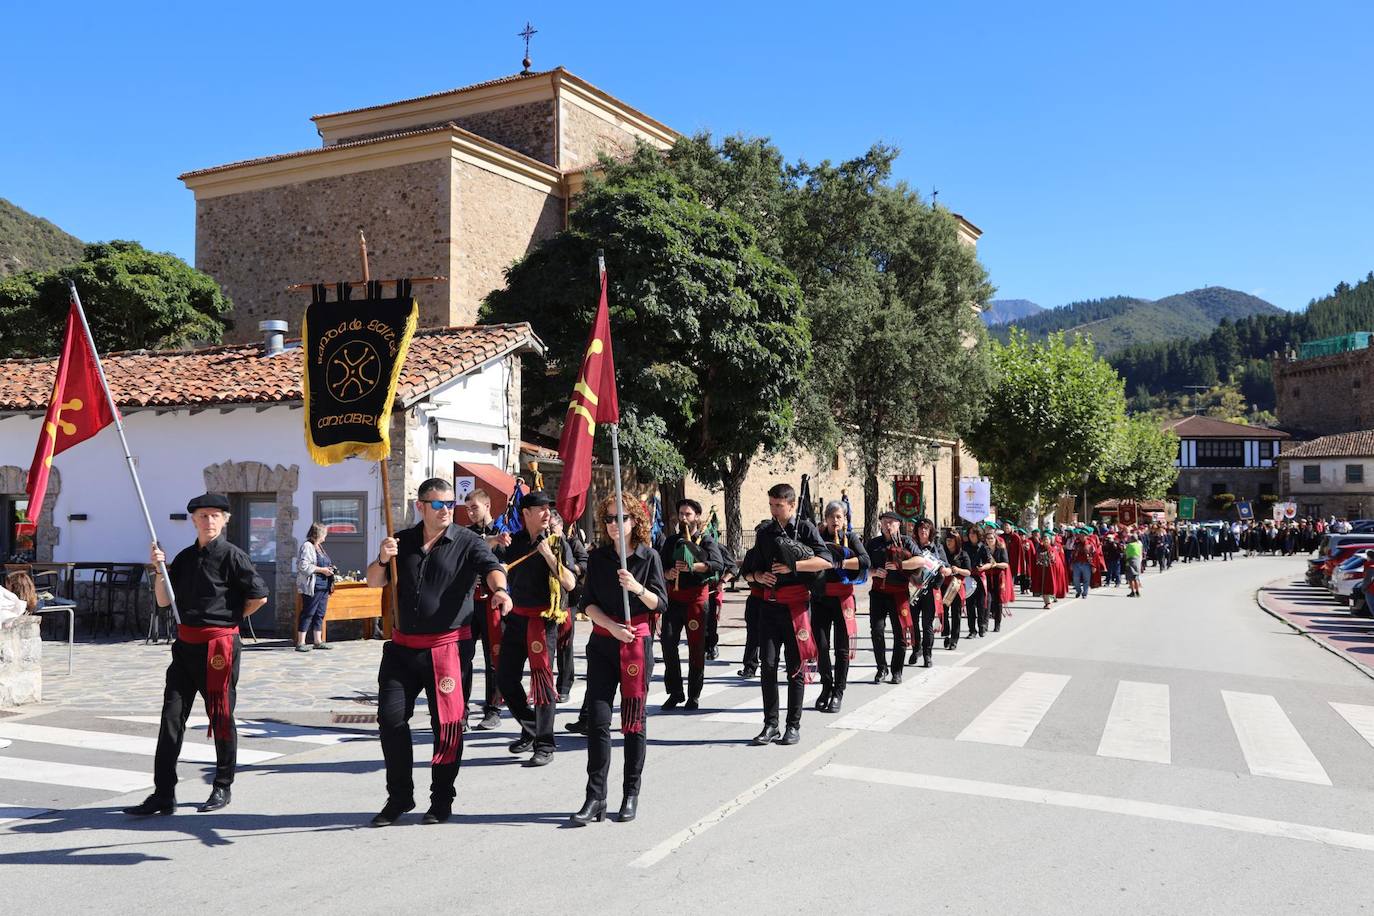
[0,322,541,632]
[1277,429,1374,520]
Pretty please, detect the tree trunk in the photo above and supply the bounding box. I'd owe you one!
[722,456,750,561]
[863,466,880,539]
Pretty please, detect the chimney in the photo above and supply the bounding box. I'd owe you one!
[259,319,288,356]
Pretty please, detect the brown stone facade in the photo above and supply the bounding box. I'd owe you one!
[559,101,643,171]
[0,464,59,562]
[330,100,559,166]
[1173,468,1279,520]
[203,460,300,633]
[1273,347,1374,438]
[196,158,453,343]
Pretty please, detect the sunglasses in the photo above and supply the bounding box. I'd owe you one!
[424,500,456,510]
[601,515,624,525]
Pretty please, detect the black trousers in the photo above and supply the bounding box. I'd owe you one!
[944,596,963,648]
[706,589,722,654]
[741,595,762,670]
[913,589,937,658]
[966,590,987,636]
[585,632,654,800]
[811,593,851,692]
[460,607,501,715]
[869,589,908,675]
[758,602,805,729]
[988,585,1004,630]
[498,616,558,753]
[660,601,705,700]
[154,636,240,797]
[377,641,464,806]
[556,617,576,699]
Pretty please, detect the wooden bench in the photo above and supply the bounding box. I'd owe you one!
[296,581,387,641]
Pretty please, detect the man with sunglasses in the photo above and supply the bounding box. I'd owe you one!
[366,478,508,827]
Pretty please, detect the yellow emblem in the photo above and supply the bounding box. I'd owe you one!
[626,663,641,678]
[687,619,700,631]
[844,608,855,619]
[531,640,544,655]
[797,629,810,642]
[209,654,227,671]
[438,676,456,695]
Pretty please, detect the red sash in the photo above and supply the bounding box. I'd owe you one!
[177,625,238,741]
[482,593,505,704]
[668,584,709,669]
[751,584,818,682]
[511,605,558,707]
[823,581,858,660]
[872,578,914,647]
[608,620,652,735]
[392,627,470,765]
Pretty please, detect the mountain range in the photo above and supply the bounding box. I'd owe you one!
[981,298,1044,325]
[989,287,1283,355]
[0,198,84,277]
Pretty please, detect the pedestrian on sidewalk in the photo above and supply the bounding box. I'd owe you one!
[294,522,336,652]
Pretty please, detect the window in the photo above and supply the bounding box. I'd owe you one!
[1210,482,1230,497]
[1195,439,1244,467]
[313,491,369,576]
[1346,464,1364,484]
[1303,465,1320,484]
[1302,503,1322,518]
[1258,440,1277,460]
[1293,387,1301,398]
[2,496,34,563]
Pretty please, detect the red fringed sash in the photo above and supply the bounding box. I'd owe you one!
[392,627,469,765]
[178,625,237,740]
[481,591,505,705]
[668,584,709,669]
[751,584,818,682]
[511,606,558,707]
[873,578,914,647]
[823,582,858,660]
[619,621,651,734]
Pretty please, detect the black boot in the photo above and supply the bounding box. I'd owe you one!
[827,692,843,713]
[873,669,888,685]
[752,726,781,745]
[617,795,639,823]
[123,794,175,817]
[922,652,932,668]
[568,794,607,827]
[369,798,415,827]
[814,687,832,711]
[197,786,231,813]
[780,726,801,746]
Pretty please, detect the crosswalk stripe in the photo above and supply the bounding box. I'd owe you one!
[1329,703,1374,750]
[0,805,51,827]
[0,756,151,792]
[0,722,280,764]
[1222,691,1331,786]
[650,680,735,712]
[103,717,368,746]
[704,689,767,724]
[1097,681,1171,764]
[831,667,980,732]
[957,672,1070,747]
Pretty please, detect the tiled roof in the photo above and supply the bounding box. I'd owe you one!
[310,69,561,121]
[0,324,541,412]
[1163,415,1290,439]
[1279,430,1374,459]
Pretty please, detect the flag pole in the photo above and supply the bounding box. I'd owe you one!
[65,280,180,628]
[599,250,633,626]
[358,230,400,638]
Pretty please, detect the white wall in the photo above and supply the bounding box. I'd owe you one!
[1287,457,1374,495]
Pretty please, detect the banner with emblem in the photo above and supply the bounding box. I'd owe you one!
[1178,496,1197,520]
[958,476,992,523]
[302,280,418,465]
[1236,500,1254,520]
[893,475,922,519]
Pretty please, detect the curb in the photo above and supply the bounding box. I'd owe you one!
[1254,576,1374,682]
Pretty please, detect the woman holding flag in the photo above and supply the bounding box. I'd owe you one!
[569,495,666,825]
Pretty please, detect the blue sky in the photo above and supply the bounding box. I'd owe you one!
[4,1,1372,311]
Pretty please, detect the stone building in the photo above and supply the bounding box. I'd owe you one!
[180,68,679,343]
[1272,337,1374,438]
[1163,415,1289,520]
[1277,430,1374,520]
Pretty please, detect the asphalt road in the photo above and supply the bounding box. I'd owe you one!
[3,555,1373,915]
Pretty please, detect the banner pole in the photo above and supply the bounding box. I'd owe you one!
[65,280,180,628]
[359,230,400,637]
[599,251,632,625]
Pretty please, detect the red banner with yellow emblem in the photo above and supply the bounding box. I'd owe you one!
[555,270,620,524]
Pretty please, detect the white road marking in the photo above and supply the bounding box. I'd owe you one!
[0,756,151,792]
[704,690,769,724]
[1097,681,1171,764]
[830,667,979,732]
[0,722,281,764]
[957,672,1070,747]
[630,730,857,869]
[1329,703,1374,750]
[0,738,9,750]
[1222,691,1331,785]
[0,805,51,827]
[104,716,368,746]
[649,680,735,712]
[816,764,1374,852]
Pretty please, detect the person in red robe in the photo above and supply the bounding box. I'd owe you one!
[1050,532,1068,600]
[1031,531,1054,608]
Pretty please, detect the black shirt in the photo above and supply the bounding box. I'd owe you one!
[966,542,992,573]
[498,530,577,608]
[166,532,268,628]
[865,534,920,586]
[393,522,502,633]
[580,543,668,620]
[660,531,724,590]
[742,518,830,588]
[819,527,871,584]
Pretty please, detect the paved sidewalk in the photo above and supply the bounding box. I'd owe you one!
[1256,574,1374,679]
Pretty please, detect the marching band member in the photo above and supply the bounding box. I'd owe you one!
[497,492,577,768]
[740,484,831,746]
[866,511,924,683]
[462,488,511,731]
[982,527,1010,632]
[125,493,269,817]
[813,500,870,712]
[942,529,973,650]
[964,524,992,638]
[659,499,724,711]
[365,479,507,827]
[569,496,667,826]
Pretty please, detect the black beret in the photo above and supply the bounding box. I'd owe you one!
[676,498,703,515]
[878,510,903,522]
[187,493,231,513]
[520,490,554,508]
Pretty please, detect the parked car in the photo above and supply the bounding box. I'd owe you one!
[1317,539,1374,586]
[1329,555,1365,604]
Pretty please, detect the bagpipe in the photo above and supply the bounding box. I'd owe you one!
[672,532,719,583]
[502,526,570,624]
[766,473,817,572]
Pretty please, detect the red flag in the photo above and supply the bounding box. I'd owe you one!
[555,271,620,523]
[26,300,118,520]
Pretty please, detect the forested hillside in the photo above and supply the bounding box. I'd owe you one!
[0,198,84,277]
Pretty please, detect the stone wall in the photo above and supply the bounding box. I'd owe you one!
[329,101,558,166]
[196,157,453,343]
[559,100,645,171]
[0,615,41,706]
[1174,468,1279,520]
[1273,347,1374,437]
[0,465,59,561]
[203,460,300,634]
[451,159,563,325]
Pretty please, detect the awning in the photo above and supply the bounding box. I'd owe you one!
[453,461,525,525]
[435,417,507,445]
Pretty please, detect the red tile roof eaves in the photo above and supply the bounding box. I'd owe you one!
[1163,415,1289,439]
[1279,430,1374,459]
[0,325,542,412]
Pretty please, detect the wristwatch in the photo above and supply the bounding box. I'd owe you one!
[493,586,509,594]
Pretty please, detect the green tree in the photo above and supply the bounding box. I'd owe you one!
[1093,416,1179,500]
[0,241,232,358]
[966,329,1126,519]
[479,169,808,556]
